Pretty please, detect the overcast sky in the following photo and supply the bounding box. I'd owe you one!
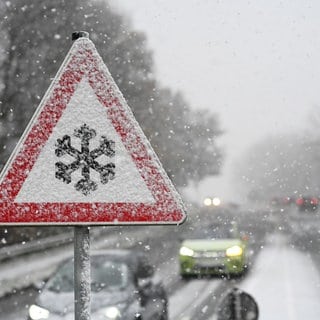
[109,0,320,204]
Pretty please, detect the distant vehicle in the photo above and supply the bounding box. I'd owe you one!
[179,223,248,278]
[270,196,295,207]
[28,250,168,320]
[296,196,319,212]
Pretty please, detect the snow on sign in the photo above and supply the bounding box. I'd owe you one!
[0,36,186,225]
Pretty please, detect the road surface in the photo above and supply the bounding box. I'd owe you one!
[1,207,320,319]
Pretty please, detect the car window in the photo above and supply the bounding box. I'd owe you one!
[46,258,129,293]
[46,260,74,293]
[91,258,129,291]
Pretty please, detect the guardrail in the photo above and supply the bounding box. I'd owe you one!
[0,232,74,262]
[0,227,115,262]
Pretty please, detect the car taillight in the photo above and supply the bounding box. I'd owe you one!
[283,197,290,204]
[311,197,318,205]
[296,198,304,206]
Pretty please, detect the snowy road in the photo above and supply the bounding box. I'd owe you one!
[1,214,320,319]
[239,233,320,320]
[164,232,320,320]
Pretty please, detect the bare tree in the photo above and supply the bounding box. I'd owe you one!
[0,0,223,188]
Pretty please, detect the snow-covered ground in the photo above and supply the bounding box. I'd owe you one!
[169,279,221,319]
[238,233,320,319]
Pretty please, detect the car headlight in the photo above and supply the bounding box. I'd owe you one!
[103,306,121,319]
[179,246,194,257]
[28,304,50,320]
[226,245,243,257]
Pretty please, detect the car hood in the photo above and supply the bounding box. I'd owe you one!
[36,288,134,314]
[181,239,244,251]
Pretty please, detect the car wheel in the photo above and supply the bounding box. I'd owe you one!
[180,273,191,281]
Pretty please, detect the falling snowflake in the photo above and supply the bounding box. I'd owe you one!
[55,124,115,195]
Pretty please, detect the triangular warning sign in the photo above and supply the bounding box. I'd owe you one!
[0,37,186,225]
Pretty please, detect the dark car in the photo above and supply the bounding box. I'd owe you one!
[296,196,319,212]
[27,250,168,320]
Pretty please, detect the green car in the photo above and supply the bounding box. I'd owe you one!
[179,223,248,278]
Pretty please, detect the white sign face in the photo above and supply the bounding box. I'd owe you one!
[16,79,155,204]
[0,37,186,225]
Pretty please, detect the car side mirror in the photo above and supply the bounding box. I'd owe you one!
[217,287,259,320]
[136,257,155,279]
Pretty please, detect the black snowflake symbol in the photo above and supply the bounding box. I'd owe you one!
[55,124,115,195]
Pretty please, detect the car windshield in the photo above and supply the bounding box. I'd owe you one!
[46,257,129,293]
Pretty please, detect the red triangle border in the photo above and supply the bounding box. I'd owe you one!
[0,39,186,225]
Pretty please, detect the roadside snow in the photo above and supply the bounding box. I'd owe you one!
[238,233,320,320]
[169,279,221,320]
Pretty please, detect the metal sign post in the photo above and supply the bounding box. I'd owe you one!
[74,226,91,320]
[72,32,91,320]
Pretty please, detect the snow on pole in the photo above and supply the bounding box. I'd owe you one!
[72,31,91,320]
[74,226,91,320]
